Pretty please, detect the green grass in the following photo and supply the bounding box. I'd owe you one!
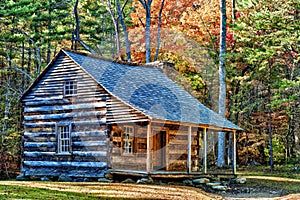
[246,178,300,194]
[238,165,300,179]
[0,185,130,200]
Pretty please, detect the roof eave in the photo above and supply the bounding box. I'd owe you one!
[150,119,242,132]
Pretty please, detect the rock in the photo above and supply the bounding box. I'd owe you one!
[212,185,228,191]
[206,182,221,187]
[16,174,27,181]
[230,178,246,184]
[292,166,299,172]
[236,178,246,184]
[147,177,154,184]
[58,174,73,182]
[98,178,113,183]
[122,178,135,184]
[104,172,114,180]
[137,177,153,184]
[192,178,210,184]
[40,177,50,181]
[183,179,193,186]
[250,161,261,166]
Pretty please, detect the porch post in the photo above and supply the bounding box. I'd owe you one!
[187,126,192,173]
[146,122,151,173]
[203,128,207,174]
[233,130,237,174]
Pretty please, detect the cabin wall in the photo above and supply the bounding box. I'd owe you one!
[110,123,147,171]
[151,124,203,172]
[22,54,109,178]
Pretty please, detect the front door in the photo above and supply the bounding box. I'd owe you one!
[152,130,166,170]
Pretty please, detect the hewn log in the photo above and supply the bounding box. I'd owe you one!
[24,102,106,113]
[23,161,107,168]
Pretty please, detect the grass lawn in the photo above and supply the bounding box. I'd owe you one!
[0,184,132,200]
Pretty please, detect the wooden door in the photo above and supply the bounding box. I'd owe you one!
[152,130,166,170]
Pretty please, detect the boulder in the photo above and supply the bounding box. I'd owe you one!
[230,178,246,184]
[104,172,114,180]
[137,177,154,184]
[212,185,228,191]
[192,178,210,184]
[206,182,221,187]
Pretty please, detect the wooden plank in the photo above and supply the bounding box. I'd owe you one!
[203,128,207,174]
[187,126,192,173]
[25,122,56,128]
[24,142,55,148]
[24,99,70,106]
[24,111,106,121]
[168,140,188,145]
[72,151,107,157]
[24,132,55,137]
[23,161,107,168]
[147,122,151,172]
[25,119,106,128]
[72,141,107,147]
[23,167,106,178]
[111,156,146,164]
[106,118,149,124]
[24,152,56,157]
[71,131,106,137]
[72,119,106,126]
[233,130,237,175]
[24,102,106,113]
[168,149,187,155]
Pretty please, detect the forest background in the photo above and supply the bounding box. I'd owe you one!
[0,0,299,177]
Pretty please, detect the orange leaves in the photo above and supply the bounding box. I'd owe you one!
[130,0,234,49]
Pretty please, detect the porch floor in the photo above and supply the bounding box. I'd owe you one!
[108,169,237,180]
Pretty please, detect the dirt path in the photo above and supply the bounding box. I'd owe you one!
[0,181,220,200]
[0,179,299,200]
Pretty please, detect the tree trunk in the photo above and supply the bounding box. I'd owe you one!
[267,63,274,170]
[73,0,80,51]
[107,0,121,54]
[217,0,227,168]
[116,0,131,62]
[154,0,165,61]
[139,0,153,63]
[145,1,152,63]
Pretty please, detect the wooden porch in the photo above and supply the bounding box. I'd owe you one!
[108,169,237,180]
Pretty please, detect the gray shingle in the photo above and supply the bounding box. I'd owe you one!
[64,50,242,131]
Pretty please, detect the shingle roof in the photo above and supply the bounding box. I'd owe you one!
[63,50,241,131]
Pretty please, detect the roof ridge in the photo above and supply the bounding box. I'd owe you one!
[62,48,144,66]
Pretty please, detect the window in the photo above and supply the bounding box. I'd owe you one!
[64,80,77,96]
[57,125,71,154]
[123,126,134,154]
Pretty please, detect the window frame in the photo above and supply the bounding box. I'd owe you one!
[63,80,77,97]
[56,123,72,155]
[122,126,134,154]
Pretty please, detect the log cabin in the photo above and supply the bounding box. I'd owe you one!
[20,49,242,180]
